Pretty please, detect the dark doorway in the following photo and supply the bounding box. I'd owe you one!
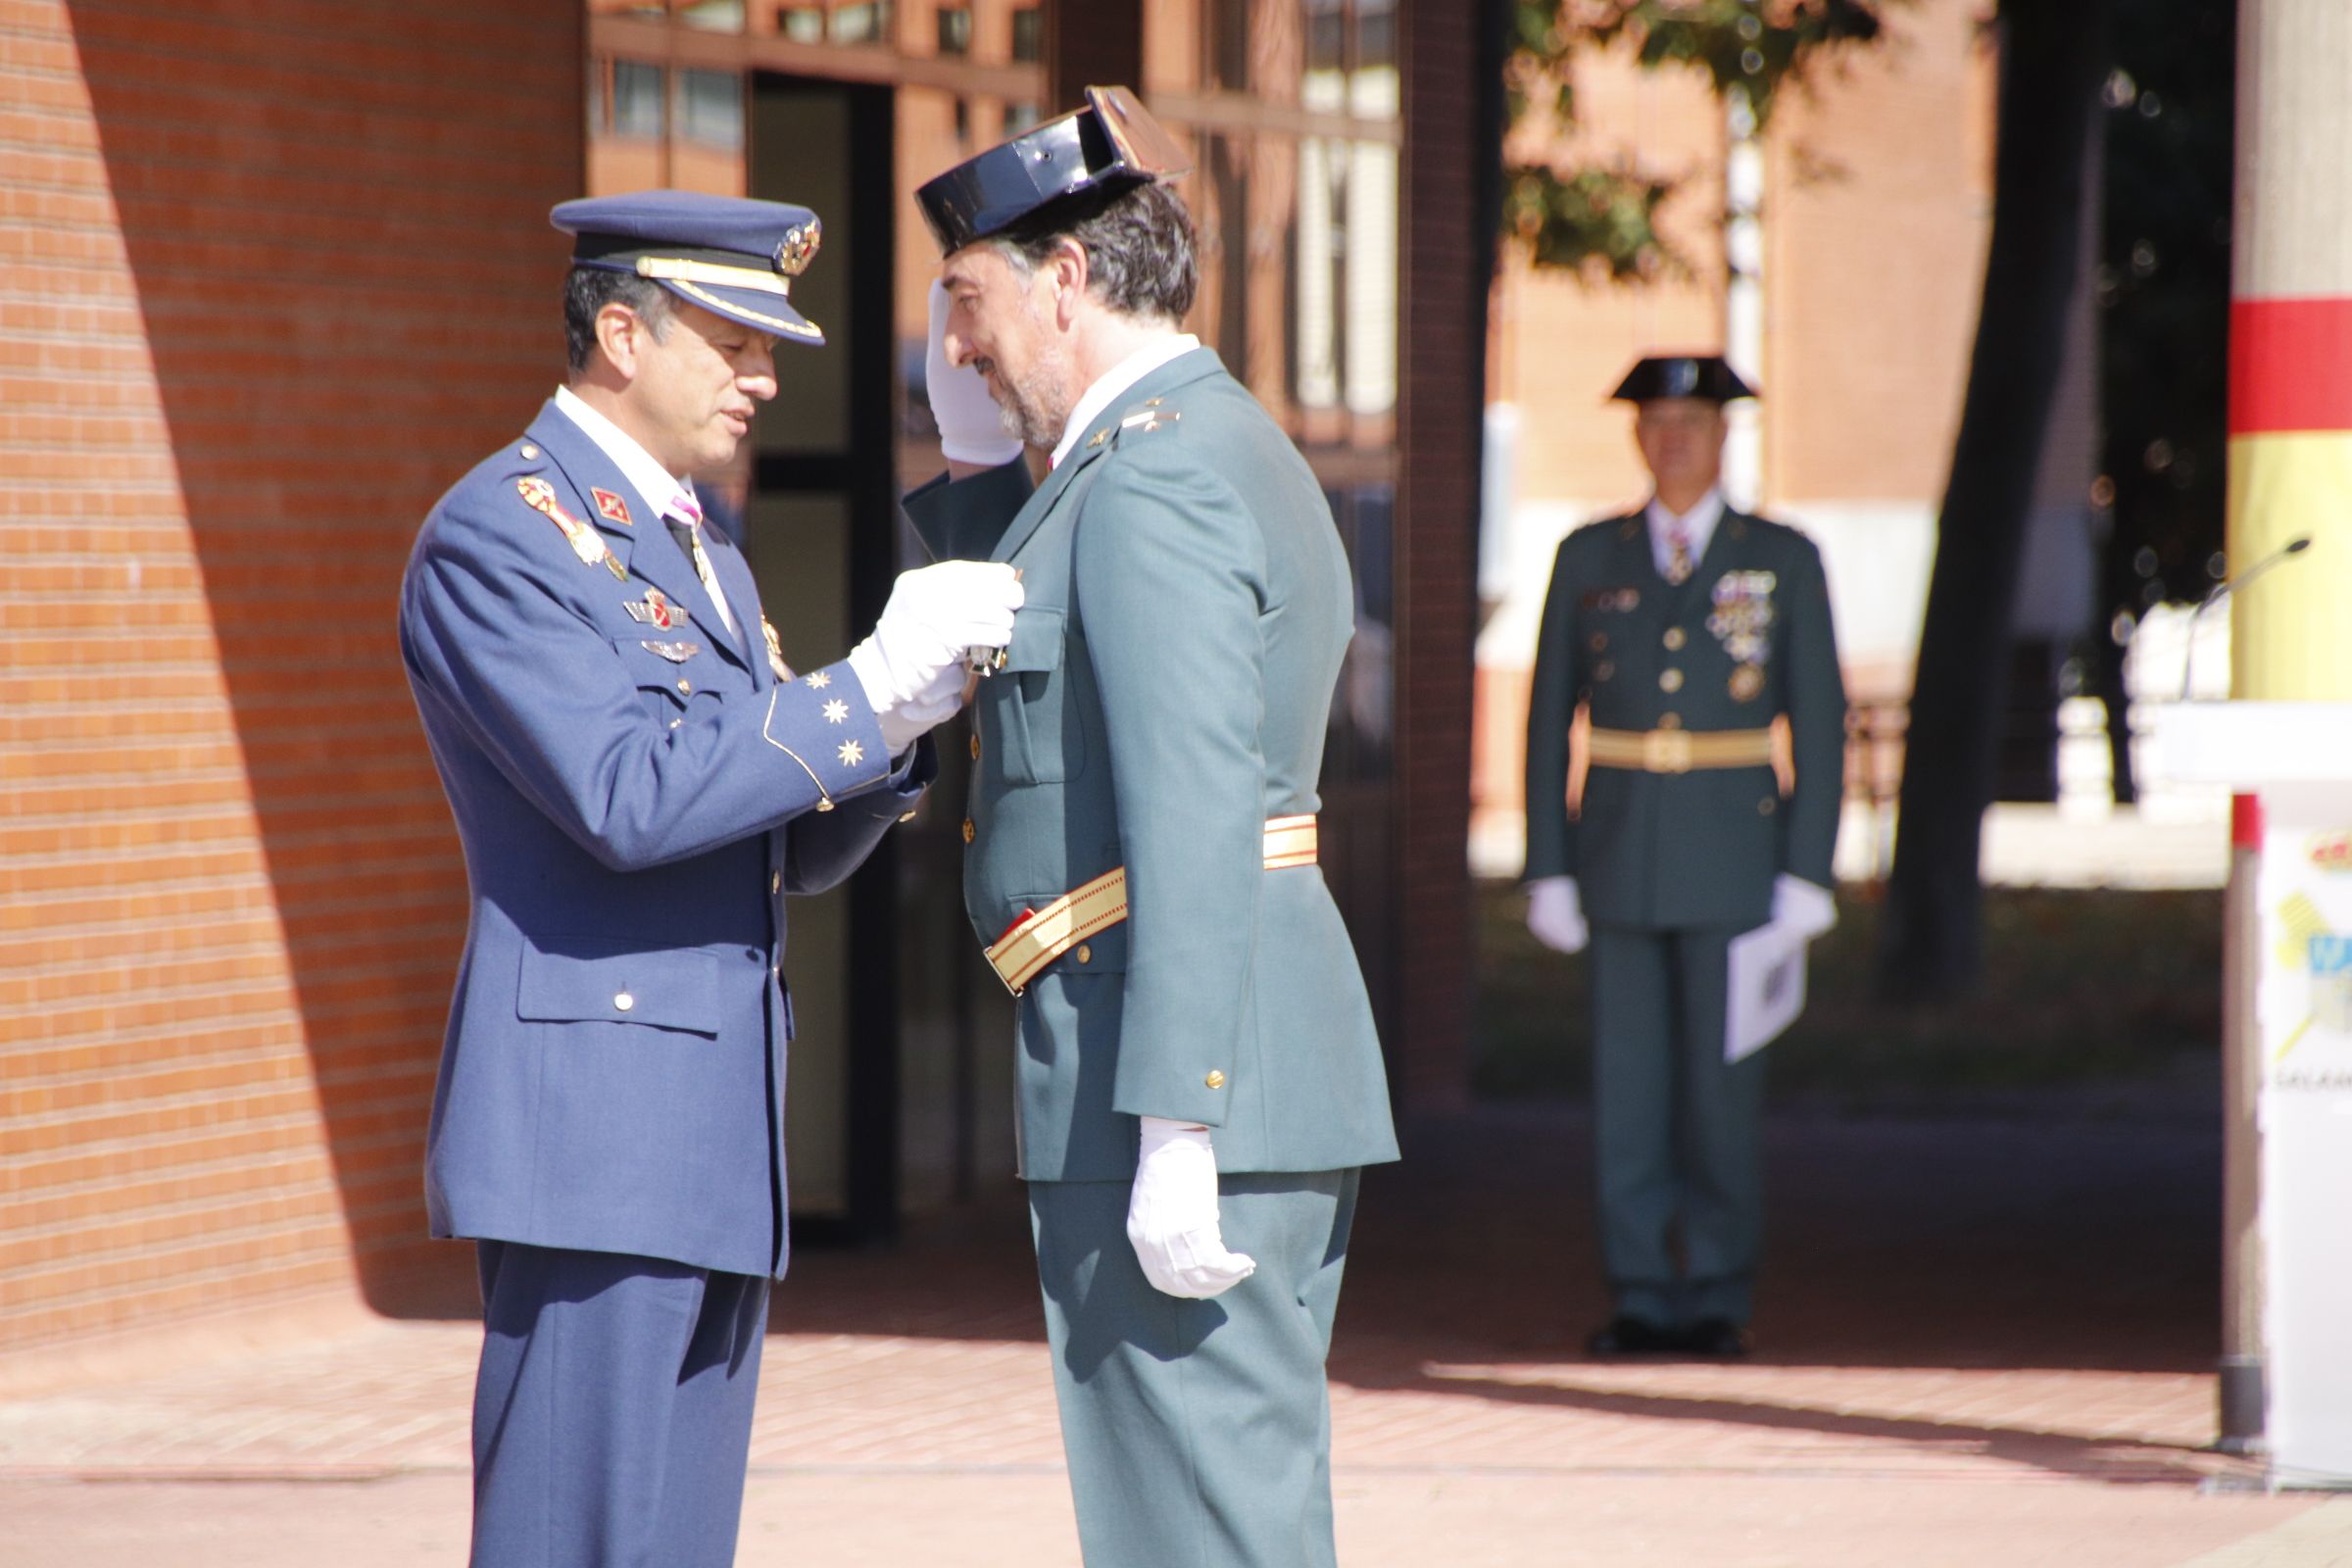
[744,75,904,1245]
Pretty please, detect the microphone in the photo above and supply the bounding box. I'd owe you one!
[2180,534,2313,701]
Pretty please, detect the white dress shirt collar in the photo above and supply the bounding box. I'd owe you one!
[1049,333,1201,469]
[553,384,699,523]
[1642,487,1727,579]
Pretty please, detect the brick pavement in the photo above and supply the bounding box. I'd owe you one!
[5,1098,2350,1565]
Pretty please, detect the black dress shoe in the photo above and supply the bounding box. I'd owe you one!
[1680,1317,1750,1357]
[1586,1315,1678,1356]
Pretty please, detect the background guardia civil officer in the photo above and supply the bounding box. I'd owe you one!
[1522,355,1844,1360]
[901,89,1397,1568]
[398,191,1021,1567]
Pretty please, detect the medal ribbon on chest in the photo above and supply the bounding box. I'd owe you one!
[517,476,628,581]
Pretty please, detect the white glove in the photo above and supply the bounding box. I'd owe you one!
[1526,876,1589,955]
[847,562,1022,752]
[1771,873,1838,941]
[927,280,1023,467]
[872,661,969,756]
[1127,1116,1255,1299]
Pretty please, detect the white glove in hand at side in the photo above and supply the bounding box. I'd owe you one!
[846,561,1023,754]
[1127,1116,1256,1299]
[1525,876,1589,955]
[927,280,1023,467]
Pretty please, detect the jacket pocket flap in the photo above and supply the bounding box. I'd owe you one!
[516,939,720,1035]
[997,606,1065,674]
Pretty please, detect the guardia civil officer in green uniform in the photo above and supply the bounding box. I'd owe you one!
[901,88,1397,1568]
[1523,355,1844,1358]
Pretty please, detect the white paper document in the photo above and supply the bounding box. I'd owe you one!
[1726,924,1809,1063]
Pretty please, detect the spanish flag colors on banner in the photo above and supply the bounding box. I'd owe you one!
[2229,295,2352,700]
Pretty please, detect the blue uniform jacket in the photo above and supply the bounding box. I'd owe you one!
[399,401,931,1279]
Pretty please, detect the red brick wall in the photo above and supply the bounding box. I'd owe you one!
[1,0,580,1351]
[1396,3,1484,1112]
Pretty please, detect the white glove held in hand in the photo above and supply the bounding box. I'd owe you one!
[1771,873,1838,941]
[927,280,1023,467]
[1127,1116,1255,1299]
[847,562,1022,753]
[1526,876,1590,955]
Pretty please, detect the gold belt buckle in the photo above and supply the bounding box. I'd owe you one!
[1642,728,1693,773]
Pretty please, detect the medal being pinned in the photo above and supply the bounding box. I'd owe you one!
[760,616,794,682]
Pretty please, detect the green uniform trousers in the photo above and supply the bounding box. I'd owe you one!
[1592,925,1767,1328]
[1028,1170,1358,1568]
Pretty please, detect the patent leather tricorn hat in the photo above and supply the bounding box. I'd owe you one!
[1610,354,1758,404]
[915,85,1192,257]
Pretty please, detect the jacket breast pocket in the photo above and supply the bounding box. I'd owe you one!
[987,606,1085,785]
[516,937,720,1037]
[612,636,718,729]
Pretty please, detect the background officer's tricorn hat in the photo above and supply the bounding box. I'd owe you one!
[1611,354,1758,404]
[915,85,1192,257]
[552,189,826,346]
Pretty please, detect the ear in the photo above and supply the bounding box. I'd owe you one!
[1048,237,1090,329]
[594,301,644,381]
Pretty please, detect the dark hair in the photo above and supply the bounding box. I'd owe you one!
[563,267,675,371]
[993,181,1199,323]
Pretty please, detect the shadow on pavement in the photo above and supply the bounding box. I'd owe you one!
[368,1094,2222,1383]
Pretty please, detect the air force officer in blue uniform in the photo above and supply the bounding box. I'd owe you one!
[398,192,1022,1566]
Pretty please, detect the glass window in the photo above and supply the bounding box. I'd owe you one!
[936,5,971,55]
[1306,0,1345,74]
[778,5,825,42]
[677,0,745,30]
[1010,5,1045,65]
[678,69,745,150]
[831,2,890,45]
[612,60,666,139]
[1355,0,1397,73]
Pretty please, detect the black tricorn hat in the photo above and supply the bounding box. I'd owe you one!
[915,85,1192,257]
[1610,355,1758,404]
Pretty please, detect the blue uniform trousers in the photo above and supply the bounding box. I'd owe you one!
[1029,1170,1358,1568]
[1591,925,1767,1328]
[469,1241,769,1568]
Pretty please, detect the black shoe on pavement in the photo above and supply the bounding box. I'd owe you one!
[1681,1317,1750,1357]
[1586,1315,1678,1356]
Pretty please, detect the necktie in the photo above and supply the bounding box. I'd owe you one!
[663,494,737,637]
[1664,520,1693,585]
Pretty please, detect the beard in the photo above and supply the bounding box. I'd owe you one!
[993,300,1074,449]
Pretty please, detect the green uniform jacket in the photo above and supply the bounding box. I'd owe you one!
[905,348,1398,1182]
[1523,509,1845,930]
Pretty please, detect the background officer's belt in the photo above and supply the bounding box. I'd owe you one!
[986,815,1318,995]
[1588,725,1773,774]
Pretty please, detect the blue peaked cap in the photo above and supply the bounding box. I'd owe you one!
[552,190,825,347]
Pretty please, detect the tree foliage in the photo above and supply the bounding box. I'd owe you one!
[1502,0,1898,281]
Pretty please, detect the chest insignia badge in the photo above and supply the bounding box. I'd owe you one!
[641,640,701,663]
[591,487,634,526]
[624,588,689,631]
